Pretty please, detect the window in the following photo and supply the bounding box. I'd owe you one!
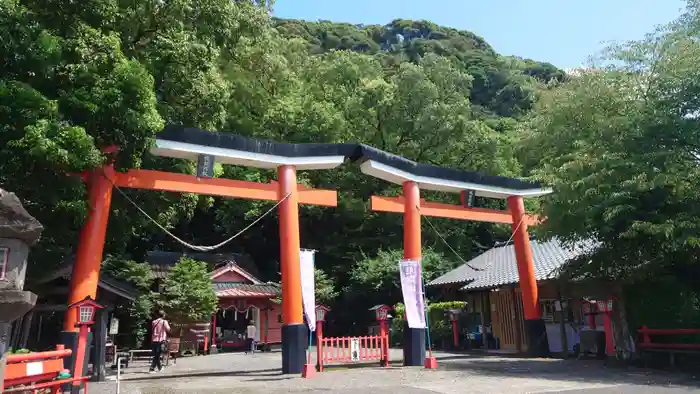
[0,247,8,280]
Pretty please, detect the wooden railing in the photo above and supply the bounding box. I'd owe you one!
[2,345,90,393]
[318,334,388,371]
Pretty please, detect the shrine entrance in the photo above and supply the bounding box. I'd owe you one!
[62,125,551,376]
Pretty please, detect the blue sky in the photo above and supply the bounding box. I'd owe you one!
[273,0,687,68]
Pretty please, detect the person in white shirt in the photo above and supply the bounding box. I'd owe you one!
[245,320,256,355]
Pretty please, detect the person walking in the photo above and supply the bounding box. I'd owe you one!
[150,310,171,373]
[245,320,256,355]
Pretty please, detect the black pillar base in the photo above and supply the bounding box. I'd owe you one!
[524,319,549,358]
[402,321,425,366]
[281,323,306,374]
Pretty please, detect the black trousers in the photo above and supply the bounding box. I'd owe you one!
[150,341,163,371]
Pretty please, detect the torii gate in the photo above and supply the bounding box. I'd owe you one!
[63,127,345,375]
[62,126,551,376]
[358,157,551,362]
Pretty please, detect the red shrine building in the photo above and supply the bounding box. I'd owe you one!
[147,251,283,351]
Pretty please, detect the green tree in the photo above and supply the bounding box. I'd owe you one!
[521,0,700,356]
[348,248,457,305]
[102,257,156,348]
[522,2,700,287]
[156,257,217,332]
[315,268,338,305]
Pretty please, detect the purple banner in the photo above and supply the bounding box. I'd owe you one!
[399,259,426,329]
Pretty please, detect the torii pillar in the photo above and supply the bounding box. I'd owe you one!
[402,181,425,365]
[371,183,549,359]
[277,165,305,373]
[508,196,548,357]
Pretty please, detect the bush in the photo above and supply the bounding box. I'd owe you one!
[390,301,467,348]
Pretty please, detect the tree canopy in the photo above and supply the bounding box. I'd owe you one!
[13,0,700,335]
[521,2,700,293]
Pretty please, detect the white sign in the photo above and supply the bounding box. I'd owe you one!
[398,259,426,329]
[350,338,360,362]
[26,361,43,376]
[109,317,120,335]
[300,249,316,332]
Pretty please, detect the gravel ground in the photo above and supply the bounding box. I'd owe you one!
[91,348,700,394]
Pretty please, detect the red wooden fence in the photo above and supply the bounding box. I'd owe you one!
[638,326,700,350]
[318,334,388,371]
[2,345,90,393]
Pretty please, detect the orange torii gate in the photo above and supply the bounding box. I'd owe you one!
[358,157,551,363]
[62,127,345,375]
[61,126,551,376]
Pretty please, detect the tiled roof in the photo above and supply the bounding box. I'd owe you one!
[210,263,262,284]
[213,282,281,298]
[427,238,597,290]
[145,251,259,279]
[33,258,139,301]
[146,251,260,280]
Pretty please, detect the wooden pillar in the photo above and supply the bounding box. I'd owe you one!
[401,181,426,366]
[61,164,114,377]
[507,196,548,357]
[91,307,108,381]
[210,311,217,352]
[278,165,305,374]
[64,165,114,331]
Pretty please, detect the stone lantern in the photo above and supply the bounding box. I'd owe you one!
[0,189,43,386]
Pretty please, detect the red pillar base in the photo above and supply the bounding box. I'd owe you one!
[424,356,438,369]
[302,363,317,378]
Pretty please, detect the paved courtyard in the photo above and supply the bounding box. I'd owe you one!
[94,348,700,394]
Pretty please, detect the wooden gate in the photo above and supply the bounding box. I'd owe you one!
[491,289,528,352]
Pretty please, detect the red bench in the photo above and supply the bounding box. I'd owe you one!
[638,326,700,367]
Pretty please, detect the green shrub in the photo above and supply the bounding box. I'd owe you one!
[390,301,467,348]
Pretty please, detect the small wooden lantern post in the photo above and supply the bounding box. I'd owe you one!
[369,304,391,367]
[69,296,103,393]
[447,308,462,348]
[315,305,330,372]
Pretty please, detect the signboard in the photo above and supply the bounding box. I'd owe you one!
[109,317,120,335]
[461,190,476,208]
[0,246,8,280]
[350,338,360,362]
[196,154,215,178]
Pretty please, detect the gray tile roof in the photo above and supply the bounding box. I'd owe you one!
[427,238,597,290]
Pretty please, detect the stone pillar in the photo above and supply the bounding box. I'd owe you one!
[0,189,43,391]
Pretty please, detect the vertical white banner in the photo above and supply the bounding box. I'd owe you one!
[399,259,426,329]
[299,249,316,332]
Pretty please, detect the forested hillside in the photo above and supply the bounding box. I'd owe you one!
[0,0,561,332]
